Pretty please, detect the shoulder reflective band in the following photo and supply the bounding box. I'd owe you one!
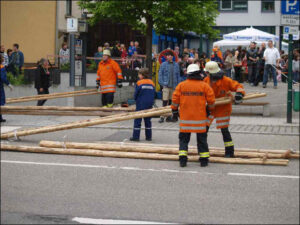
[224,141,234,147]
[200,152,210,158]
[179,150,188,156]
[180,119,208,124]
[216,116,230,121]
[180,126,206,131]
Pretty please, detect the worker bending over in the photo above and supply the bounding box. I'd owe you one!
[171,64,215,167]
[204,61,245,158]
[96,49,123,108]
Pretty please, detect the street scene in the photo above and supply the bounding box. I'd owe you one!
[1,0,300,224]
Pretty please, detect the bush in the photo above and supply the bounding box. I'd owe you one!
[87,60,97,71]
[60,63,70,71]
[7,72,30,85]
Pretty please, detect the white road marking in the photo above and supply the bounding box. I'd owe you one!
[228,172,299,179]
[72,217,176,224]
[1,160,199,175]
[1,160,299,180]
[0,126,21,134]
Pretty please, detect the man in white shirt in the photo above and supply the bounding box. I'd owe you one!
[59,43,70,66]
[263,40,280,88]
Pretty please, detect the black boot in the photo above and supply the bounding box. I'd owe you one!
[225,149,234,158]
[179,156,187,167]
[166,116,173,122]
[200,158,209,167]
[158,117,164,123]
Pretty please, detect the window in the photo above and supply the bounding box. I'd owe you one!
[219,0,248,11]
[261,0,275,12]
[221,0,232,10]
[66,0,72,17]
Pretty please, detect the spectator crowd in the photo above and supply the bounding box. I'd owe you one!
[0,43,24,76]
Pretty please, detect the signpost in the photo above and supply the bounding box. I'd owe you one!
[281,1,299,123]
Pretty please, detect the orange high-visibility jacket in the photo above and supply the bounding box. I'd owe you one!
[96,58,123,93]
[171,79,215,133]
[204,76,245,128]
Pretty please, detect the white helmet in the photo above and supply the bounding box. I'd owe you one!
[187,64,200,74]
[103,49,111,56]
[204,61,220,74]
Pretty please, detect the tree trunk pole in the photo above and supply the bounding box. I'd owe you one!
[145,16,153,76]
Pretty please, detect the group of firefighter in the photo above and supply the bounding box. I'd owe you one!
[96,49,245,168]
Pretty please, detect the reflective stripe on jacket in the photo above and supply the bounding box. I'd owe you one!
[171,79,215,133]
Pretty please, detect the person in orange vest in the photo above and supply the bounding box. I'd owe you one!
[96,49,123,108]
[171,64,215,167]
[204,61,245,158]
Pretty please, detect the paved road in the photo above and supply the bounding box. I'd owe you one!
[1,125,299,224]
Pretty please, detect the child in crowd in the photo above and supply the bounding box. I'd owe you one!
[130,68,155,141]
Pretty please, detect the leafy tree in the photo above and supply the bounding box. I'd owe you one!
[78,0,219,73]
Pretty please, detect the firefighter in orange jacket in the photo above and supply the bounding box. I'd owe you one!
[171,64,215,167]
[204,61,245,158]
[96,49,123,108]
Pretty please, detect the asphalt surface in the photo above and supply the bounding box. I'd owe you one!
[1,82,299,224]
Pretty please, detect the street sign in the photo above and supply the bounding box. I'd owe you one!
[67,18,78,32]
[281,14,300,26]
[75,39,82,55]
[284,26,299,35]
[281,0,300,15]
[283,33,299,40]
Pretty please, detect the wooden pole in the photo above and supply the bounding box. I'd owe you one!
[6,89,97,101]
[0,105,135,112]
[39,140,295,159]
[6,91,100,104]
[0,144,289,166]
[0,110,119,117]
[0,107,171,139]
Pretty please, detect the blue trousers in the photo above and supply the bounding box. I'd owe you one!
[263,64,277,86]
[133,117,152,140]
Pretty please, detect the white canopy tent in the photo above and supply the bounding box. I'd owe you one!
[223,27,278,43]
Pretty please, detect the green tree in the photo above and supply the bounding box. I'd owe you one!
[78,0,219,73]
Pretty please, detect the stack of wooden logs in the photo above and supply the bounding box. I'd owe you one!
[1,140,298,166]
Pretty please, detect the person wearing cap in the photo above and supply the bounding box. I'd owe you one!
[171,64,215,167]
[96,49,123,108]
[204,61,245,158]
[130,68,155,141]
[158,50,181,123]
[247,41,259,86]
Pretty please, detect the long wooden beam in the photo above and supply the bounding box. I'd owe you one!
[0,107,170,139]
[39,140,296,159]
[0,144,289,166]
[0,105,135,112]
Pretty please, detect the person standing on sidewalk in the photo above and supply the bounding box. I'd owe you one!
[247,42,259,86]
[233,46,243,83]
[257,43,266,85]
[96,49,123,108]
[171,64,215,167]
[204,61,245,158]
[130,68,155,142]
[158,51,181,123]
[0,55,13,122]
[263,40,280,88]
[59,43,70,66]
[34,58,51,106]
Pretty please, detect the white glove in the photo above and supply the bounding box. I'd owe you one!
[8,84,13,91]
